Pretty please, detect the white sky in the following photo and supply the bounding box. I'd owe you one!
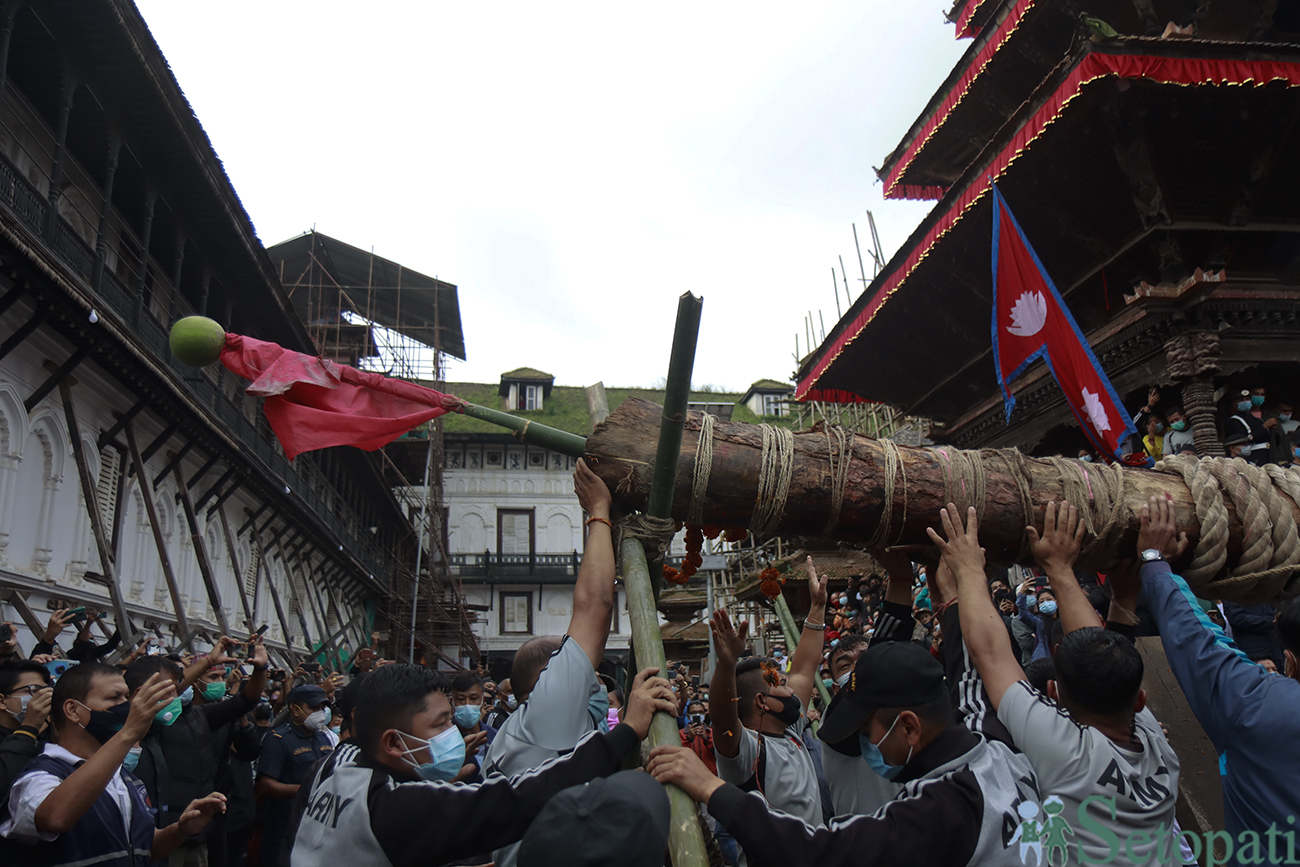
[134,2,967,391]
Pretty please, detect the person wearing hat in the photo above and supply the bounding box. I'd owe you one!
[288,663,675,867]
[1226,388,1270,465]
[256,684,333,867]
[647,627,1038,866]
[516,770,670,867]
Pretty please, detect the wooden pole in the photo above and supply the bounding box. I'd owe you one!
[217,502,256,629]
[254,523,301,662]
[58,384,138,648]
[124,422,192,649]
[171,459,231,637]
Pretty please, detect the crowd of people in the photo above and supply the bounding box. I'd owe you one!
[1114,385,1300,467]
[0,456,1298,867]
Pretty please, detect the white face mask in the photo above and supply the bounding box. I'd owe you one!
[303,708,331,732]
[505,695,518,711]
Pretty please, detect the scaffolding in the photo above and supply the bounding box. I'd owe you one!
[270,230,478,667]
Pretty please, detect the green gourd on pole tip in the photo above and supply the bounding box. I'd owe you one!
[169,316,226,367]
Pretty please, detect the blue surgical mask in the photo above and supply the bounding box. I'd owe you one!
[453,704,480,729]
[588,690,611,733]
[505,695,518,711]
[11,693,31,725]
[123,746,142,773]
[1038,600,1058,616]
[1080,455,1093,462]
[1238,401,1253,413]
[179,686,194,707]
[1251,395,1266,408]
[1025,593,1037,606]
[200,682,226,702]
[1281,413,1293,423]
[400,725,466,782]
[835,671,852,689]
[859,714,911,780]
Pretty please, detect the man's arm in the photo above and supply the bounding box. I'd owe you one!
[1026,501,1099,635]
[180,637,239,692]
[785,557,827,712]
[927,505,1024,710]
[567,459,615,670]
[1137,495,1260,750]
[869,549,918,645]
[254,733,299,799]
[708,609,748,760]
[151,795,226,860]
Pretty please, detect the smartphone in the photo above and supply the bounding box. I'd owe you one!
[691,675,700,688]
[254,624,270,638]
[0,624,10,643]
[45,659,78,679]
[65,606,87,623]
[302,662,321,673]
[269,669,287,681]
[146,644,164,656]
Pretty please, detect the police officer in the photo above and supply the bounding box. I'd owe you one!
[256,686,332,866]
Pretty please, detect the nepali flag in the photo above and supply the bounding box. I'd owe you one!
[220,333,461,460]
[991,184,1136,458]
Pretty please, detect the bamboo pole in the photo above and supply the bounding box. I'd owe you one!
[647,293,703,521]
[451,401,587,457]
[124,422,192,650]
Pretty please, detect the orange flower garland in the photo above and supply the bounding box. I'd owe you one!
[759,565,784,600]
[759,658,782,686]
[661,524,750,585]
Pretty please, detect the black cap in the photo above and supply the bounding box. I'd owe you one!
[518,771,670,867]
[817,641,946,746]
[286,684,329,708]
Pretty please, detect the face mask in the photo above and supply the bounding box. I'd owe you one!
[1252,395,1266,408]
[859,714,911,781]
[154,696,183,726]
[6,693,31,725]
[1171,420,1187,431]
[200,682,226,702]
[835,671,852,688]
[179,686,194,707]
[588,690,611,733]
[123,746,142,773]
[505,695,518,711]
[1281,414,1293,423]
[76,700,130,744]
[764,693,801,728]
[1238,401,1253,413]
[1038,600,1058,616]
[1025,593,1037,606]
[399,725,466,782]
[453,704,480,729]
[821,678,834,689]
[606,708,621,729]
[1080,455,1093,462]
[1154,422,1165,433]
[303,708,330,732]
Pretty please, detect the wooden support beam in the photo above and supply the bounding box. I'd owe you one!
[237,503,270,536]
[0,284,24,320]
[204,478,243,519]
[4,588,47,637]
[58,383,138,648]
[152,440,195,491]
[282,540,335,667]
[172,457,231,636]
[217,502,255,630]
[195,466,236,511]
[139,421,180,465]
[183,452,220,491]
[0,306,46,364]
[25,347,90,412]
[253,520,300,662]
[99,400,148,450]
[124,422,192,650]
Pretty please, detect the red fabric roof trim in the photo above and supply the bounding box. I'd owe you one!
[955,0,996,38]
[884,0,1035,200]
[796,388,881,405]
[799,52,1300,402]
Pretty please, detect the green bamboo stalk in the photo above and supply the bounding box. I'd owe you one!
[773,593,833,709]
[452,401,588,457]
[621,537,711,867]
[646,293,703,520]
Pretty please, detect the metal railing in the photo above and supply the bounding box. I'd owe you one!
[450,551,580,579]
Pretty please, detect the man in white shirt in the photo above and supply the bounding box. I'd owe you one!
[931,502,1181,867]
[0,662,227,867]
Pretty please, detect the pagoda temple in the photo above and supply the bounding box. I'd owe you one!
[797,1,1300,456]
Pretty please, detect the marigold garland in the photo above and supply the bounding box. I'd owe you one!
[759,659,782,686]
[759,565,784,600]
[662,524,750,586]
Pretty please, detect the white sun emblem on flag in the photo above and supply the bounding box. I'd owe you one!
[1082,387,1111,433]
[1007,291,1047,338]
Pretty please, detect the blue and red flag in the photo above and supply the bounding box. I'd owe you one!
[991,184,1136,458]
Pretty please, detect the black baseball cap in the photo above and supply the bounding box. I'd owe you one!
[286,684,329,708]
[518,770,670,867]
[817,641,946,746]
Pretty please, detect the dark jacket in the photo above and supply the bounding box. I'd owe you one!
[0,724,42,796]
[1221,603,1282,664]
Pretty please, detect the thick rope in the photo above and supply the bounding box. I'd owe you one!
[984,449,1038,561]
[686,413,715,527]
[614,513,678,561]
[866,439,901,549]
[751,425,795,538]
[1154,454,1300,599]
[822,425,853,538]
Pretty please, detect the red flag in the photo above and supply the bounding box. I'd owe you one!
[220,333,460,460]
[991,184,1136,458]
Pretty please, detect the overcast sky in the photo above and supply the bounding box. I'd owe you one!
[135,2,967,392]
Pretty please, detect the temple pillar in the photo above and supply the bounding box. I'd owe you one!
[1164,331,1225,458]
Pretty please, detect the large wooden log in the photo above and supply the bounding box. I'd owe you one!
[585,398,1300,604]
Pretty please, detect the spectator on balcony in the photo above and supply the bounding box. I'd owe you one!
[482,459,618,867]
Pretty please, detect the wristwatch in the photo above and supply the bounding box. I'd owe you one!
[1139,548,1164,563]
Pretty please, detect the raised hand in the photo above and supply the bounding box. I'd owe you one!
[24,686,53,731]
[176,793,227,836]
[710,609,749,666]
[925,504,987,580]
[622,666,677,739]
[572,458,612,519]
[806,556,828,611]
[1026,501,1086,572]
[122,672,177,741]
[42,609,71,644]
